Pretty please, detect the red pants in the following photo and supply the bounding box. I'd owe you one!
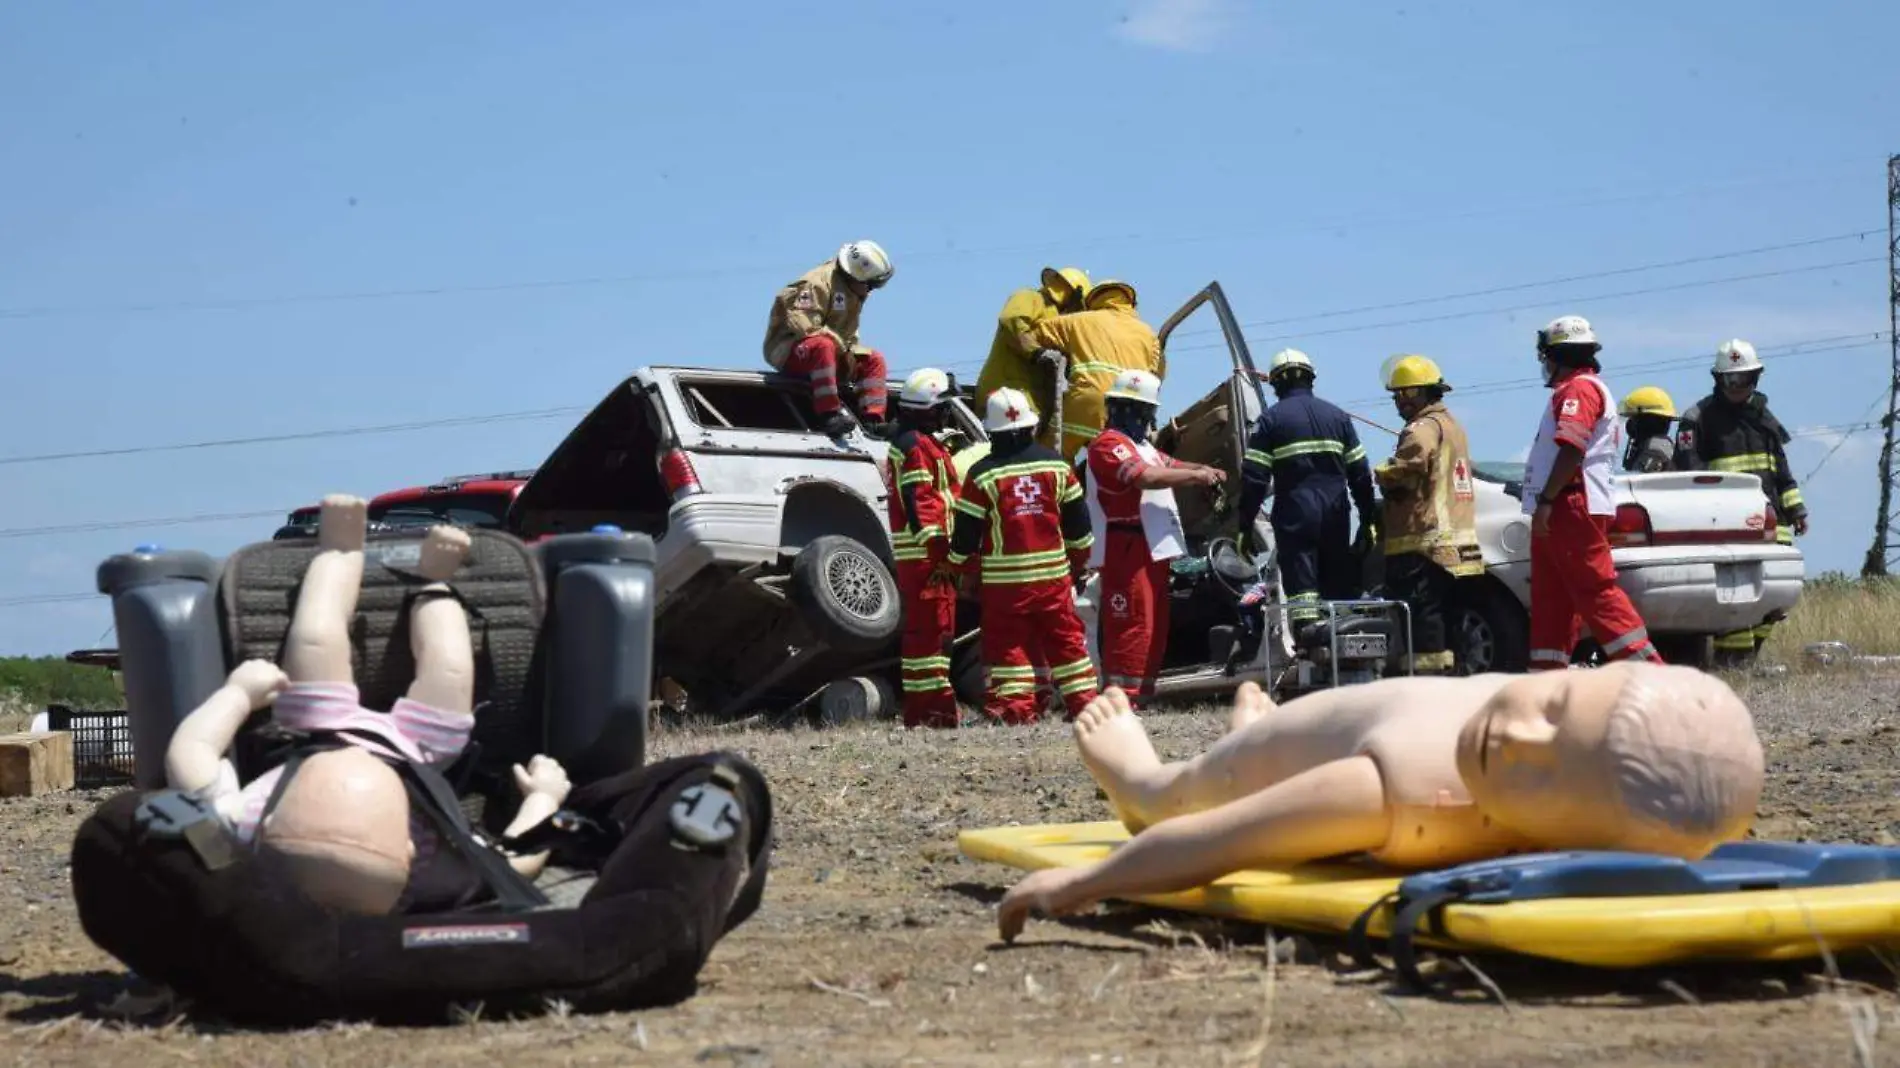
[898,568,958,729]
[784,335,887,418]
[981,579,1098,724]
[1529,489,1663,670]
[1099,529,1170,704]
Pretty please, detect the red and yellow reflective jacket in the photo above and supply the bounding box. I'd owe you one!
[946,441,1094,584]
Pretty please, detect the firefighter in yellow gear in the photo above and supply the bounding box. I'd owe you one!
[1372,355,1483,674]
[1016,279,1164,464]
[976,267,1091,450]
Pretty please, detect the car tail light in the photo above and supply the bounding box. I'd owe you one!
[660,448,703,501]
[1607,503,1651,547]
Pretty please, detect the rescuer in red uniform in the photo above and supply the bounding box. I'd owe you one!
[1520,315,1664,671]
[884,368,963,728]
[947,386,1100,724]
[1081,370,1225,706]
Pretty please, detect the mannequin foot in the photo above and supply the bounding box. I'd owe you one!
[1073,688,1166,832]
[416,525,473,583]
[316,495,369,553]
[1228,681,1275,733]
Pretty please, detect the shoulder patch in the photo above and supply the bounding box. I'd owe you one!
[792,287,817,310]
[1559,397,1580,416]
[831,291,847,313]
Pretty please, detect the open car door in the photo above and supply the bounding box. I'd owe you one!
[1151,282,1267,541]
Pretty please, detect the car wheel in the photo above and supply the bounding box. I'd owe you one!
[789,534,902,653]
[950,637,986,708]
[1453,582,1529,674]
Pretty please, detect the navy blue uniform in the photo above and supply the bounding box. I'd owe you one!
[1238,385,1377,622]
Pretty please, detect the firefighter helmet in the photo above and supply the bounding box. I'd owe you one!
[898,367,953,410]
[1619,385,1677,418]
[1039,266,1092,307]
[1105,369,1162,407]
[836,240,894,288]
[1538,314,1600,351]
[1267,348,1316,382]
[1714,338,1763,374]
[984,386,1040,432]
[1380,354,1449,392]
[1083,279,1137,311]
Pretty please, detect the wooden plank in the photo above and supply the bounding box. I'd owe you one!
[0,731,75,797]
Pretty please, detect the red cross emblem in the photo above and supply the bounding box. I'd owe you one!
[1729,351,1742,363]
[1005,405,1022,422]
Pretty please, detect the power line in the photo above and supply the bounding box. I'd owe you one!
[0,406,584,468]
[1170,227,1885,338]
[0,167,1869,323]
[0,509,288,540]
[0,592,99,609]
[1168,255,1887,354]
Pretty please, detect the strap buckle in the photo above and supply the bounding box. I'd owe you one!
[133,790,239,872]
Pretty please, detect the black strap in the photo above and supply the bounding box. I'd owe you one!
[1344,886,1469,994]
[398,756,551,912]
[133,789,240,872]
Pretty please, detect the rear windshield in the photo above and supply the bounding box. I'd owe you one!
[678,378,816,433]
[370,492,512,529]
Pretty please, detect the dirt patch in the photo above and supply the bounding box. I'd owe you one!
[2,671,1899,1066]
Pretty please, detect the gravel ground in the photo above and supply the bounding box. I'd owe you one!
[2,668,1899,1067]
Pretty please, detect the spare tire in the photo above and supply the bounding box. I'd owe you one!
[789,535,901,653]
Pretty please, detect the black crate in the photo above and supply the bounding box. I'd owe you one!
[43,704,136,789]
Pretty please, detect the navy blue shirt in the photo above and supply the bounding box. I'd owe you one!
[1239,385,1376,524]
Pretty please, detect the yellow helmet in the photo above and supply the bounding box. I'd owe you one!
[1619,385,1677,418]
[1083,279,1137,311]
[1381,354,1448,392]
[1039,266,1092,307]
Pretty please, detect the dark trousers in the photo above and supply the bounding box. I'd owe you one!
[1272,483,1358,621]
[1384,551,1456,672]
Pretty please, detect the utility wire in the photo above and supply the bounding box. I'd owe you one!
[0,509,288,540]
[0,166,1868,322]
[1166,255,1888,355]
[0,406,584,467]
[1170,227,1886,338]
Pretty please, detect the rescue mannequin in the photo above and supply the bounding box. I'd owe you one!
[165,494,573,915]
[1082,369,1224,704]
[997,661,1763,941]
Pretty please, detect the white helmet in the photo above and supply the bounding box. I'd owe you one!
[898,367,953,409]
[1104,369,1161,407]
[1714,338,1763,374]
[1539,314,1599,350]
[1267,348,1315,381]
[984,386,1039,433]
[837,240,894,288]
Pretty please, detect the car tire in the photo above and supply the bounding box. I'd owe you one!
[1453,581,1529,674]
[789,534,902,653]
[950,637,986,708]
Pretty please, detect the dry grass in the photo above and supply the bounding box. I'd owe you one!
[1763,579,1900,663]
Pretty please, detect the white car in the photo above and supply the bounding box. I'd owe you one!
[1070,282,1804,700]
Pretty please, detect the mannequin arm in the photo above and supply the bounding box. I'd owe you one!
[999,755,1390,941]
[165,659,289,795]
[499,756,572,879]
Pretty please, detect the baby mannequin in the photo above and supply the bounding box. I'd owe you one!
[997,662,1764,941]
[165,494,573,915]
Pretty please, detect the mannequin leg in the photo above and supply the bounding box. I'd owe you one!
[403,526,475,718]
[282,495,369,684]
[1074,682,1287,831]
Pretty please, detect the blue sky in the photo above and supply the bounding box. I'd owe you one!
[3,0,1896,657]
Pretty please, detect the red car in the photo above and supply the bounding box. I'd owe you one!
[273,470,536,540]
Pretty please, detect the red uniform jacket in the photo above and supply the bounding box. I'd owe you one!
[884,428,959,571]
[947,442,1094,585]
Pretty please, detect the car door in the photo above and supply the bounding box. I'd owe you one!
[1154,282,1266,540]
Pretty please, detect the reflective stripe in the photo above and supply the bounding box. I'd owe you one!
[1385,529,1479,554]
[1343,444,1366,463]
[1062,423,1100,441]
[1413,650,1455,671]
[1530,647,1570,665]
[1600,626,1650,656]
[1710,453,1772,473]
[1244,448,1272,468]
[1050,658,1095,681]
[989,664,1037,679]
[1713,631,1756,651]
[1270,439,1347,462]
[1780,488,1803,509]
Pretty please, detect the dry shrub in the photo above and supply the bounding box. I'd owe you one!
[1763,576,1900,662]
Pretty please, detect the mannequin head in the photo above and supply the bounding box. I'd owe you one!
[1455,662,1763,859]
[255,747,415,914]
